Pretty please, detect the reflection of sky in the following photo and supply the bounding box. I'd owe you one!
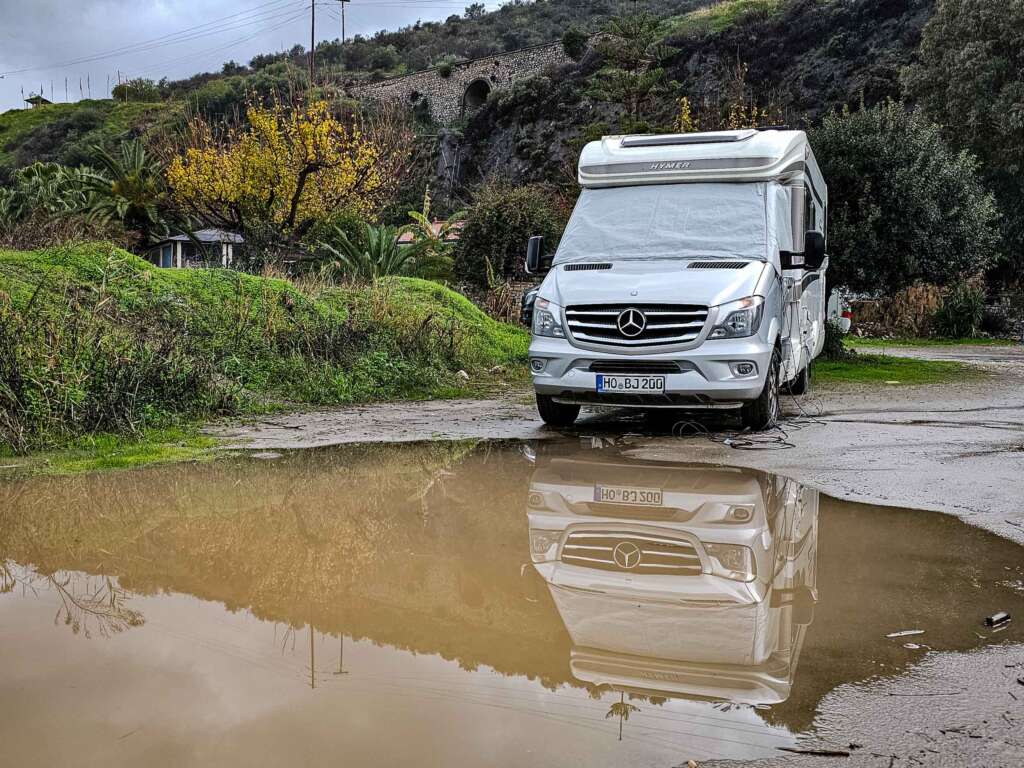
[0,1,508,111]
[0,567,795,766]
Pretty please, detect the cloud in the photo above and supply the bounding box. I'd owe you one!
[0,1,502,110]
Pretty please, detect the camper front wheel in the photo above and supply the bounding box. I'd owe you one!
[536,394,581,427]
[741,349,781,431]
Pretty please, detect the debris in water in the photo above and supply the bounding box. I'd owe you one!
[985,611,1011,627]
[886,629,925,638]
[903,643,921,649]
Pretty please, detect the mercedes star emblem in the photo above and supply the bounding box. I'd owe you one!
[612,541,642,570]
[616,308,647,338]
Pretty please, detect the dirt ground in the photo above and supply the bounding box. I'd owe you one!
[210,344,1024,768]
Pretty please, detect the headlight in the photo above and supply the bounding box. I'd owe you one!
[529,529,561,563]
[532,298,565,338]
[709,296,765,339]
[704,542,756,582]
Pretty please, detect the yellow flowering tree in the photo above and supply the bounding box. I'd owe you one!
[166,100,409,255]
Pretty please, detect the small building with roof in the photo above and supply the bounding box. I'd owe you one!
[24,94,53,109]
[147,228,244,269]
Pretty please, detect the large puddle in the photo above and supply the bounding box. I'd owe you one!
[1,439,1022,766]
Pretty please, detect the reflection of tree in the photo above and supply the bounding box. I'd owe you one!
[0,442,570,688]
[605,691,641,741]
[4,564,143,638]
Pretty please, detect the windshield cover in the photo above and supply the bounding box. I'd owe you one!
[554,182,769,264]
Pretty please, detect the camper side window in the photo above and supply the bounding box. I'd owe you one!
[805,186,816,231]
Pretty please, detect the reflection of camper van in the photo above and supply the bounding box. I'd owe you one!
[524,130,829,430]
[527,447,817,705]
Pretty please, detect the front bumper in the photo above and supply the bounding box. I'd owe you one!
[529,336,772,407]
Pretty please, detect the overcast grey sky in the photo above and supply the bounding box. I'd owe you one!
[0,0,505,110]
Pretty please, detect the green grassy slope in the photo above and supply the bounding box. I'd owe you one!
[0,244,528,453]
[0,100,169,171]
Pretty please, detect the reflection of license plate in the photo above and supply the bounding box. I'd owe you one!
[596,375,666,393]
[594,485,664,506]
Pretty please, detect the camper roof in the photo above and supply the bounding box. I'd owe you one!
[578,129,823,198]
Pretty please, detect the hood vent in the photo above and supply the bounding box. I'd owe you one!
[564,263,612,271]
[687,261,749,270]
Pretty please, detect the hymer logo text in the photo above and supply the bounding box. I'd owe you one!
[649,161,691,170]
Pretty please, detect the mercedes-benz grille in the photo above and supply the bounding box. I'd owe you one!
[564,303,709,347]
[560,531,703,575]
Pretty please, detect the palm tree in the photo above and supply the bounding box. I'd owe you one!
[83,139,169,242]
[605,691,641,741]
[403,188,465,281]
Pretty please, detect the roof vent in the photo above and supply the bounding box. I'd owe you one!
[621,130,757,148]
[563,263,613,271]
[687,261,749,270]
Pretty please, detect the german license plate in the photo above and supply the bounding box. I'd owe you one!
[594,485,664,506]
[596,375,665,393]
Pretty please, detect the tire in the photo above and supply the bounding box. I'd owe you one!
[786,364,810,396]
[536,394,581,427]
[741,348,781,431]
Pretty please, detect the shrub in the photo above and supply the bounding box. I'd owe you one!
[933,281,986,338]
[562,27,589,61]
[452,182,564,287]
[810,101,1000,295]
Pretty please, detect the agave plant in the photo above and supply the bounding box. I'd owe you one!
[0,162,91,223]
[319,222,417,281]
[82,139,169,241]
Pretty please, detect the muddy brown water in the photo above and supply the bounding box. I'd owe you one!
[1,439,1022,767]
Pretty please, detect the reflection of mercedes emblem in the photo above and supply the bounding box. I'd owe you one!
[612,541,642,569]
[616,308,647,338]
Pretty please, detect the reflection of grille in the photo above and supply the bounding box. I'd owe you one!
[561,531,703,575]
[565,304,708,347]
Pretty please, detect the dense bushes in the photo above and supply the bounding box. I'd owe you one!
[903,0,1024,286]
[0,244,528,452]
[811,101,999,295]
[452,183,565,287]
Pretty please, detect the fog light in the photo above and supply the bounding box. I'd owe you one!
[530,358,546,373]
[728,504,754,522]
[732,362,756,376]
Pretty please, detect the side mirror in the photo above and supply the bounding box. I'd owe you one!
[525,235,547,275]
[804,230,826,270]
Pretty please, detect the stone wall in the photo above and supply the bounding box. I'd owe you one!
[349,41,572,125]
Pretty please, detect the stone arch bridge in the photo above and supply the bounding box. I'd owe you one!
[349,40,573,125]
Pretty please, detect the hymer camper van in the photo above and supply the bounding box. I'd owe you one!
[525,129,828,429]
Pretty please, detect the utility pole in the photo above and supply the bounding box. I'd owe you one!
[340,0,350,47]
[309,0,316,84]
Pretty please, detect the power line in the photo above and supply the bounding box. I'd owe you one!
[131,9,308,80]
[0,0,305,77]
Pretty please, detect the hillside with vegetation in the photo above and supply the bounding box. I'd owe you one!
[0,0,1022,455]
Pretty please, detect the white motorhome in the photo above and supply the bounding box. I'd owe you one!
[525,129,828,429]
